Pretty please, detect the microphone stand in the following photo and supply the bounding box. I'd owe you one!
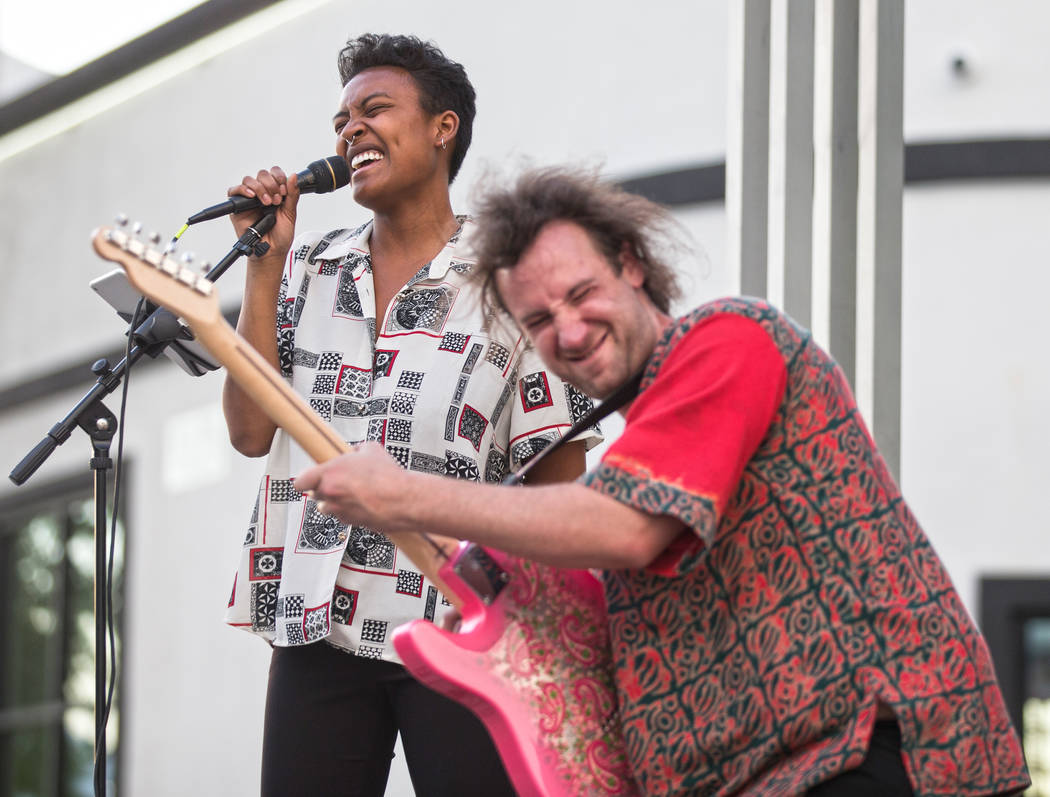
[7,210,276,797]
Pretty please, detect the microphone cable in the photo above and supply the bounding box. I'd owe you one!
[92,294,144,797]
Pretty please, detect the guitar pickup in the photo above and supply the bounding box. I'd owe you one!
[451,544,509,606]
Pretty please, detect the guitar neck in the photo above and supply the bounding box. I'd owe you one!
[196,314,464,608]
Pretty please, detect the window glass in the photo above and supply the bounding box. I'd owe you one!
[1025,617,1050,797]
[0,493,124,797]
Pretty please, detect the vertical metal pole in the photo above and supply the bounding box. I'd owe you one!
[93,454,108,797]
[856,0,904,477]
[768,0,816,326]
[727,0,772,298]
[87,410,115,797]
[812,0,860,386]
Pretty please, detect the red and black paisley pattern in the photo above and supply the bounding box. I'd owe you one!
[583,298,1029,796]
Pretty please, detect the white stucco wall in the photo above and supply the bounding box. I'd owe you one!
[1,1,1048,794]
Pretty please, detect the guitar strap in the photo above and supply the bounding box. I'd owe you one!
[503,370,644,486]
[448,370,644,602]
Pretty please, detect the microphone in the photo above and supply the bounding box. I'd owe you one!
[186,156,352,225]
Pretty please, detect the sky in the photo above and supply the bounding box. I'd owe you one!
[0,0,203,75]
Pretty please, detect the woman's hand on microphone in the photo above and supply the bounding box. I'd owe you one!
[227,166,300,268]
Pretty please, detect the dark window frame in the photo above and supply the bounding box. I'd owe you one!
[0,468,129,797]
[980,576,1050,736]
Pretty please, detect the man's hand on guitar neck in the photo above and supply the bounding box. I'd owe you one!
[293,443,686,571]
[295,442,409,528]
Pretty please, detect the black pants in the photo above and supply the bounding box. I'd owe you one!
[806,720,1025,797]
[807,721,913,796]
[260,641,516,797]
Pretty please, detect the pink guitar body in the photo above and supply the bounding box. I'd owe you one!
[393,544,638,797]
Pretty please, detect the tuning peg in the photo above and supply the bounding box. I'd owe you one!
[199,260,213,275]
[115,213,129,227]
[148,231,162,245]
[131,221,143,236]
[180,252,196,266]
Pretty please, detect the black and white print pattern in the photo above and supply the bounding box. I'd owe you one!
[278,328,295,377]
[424,586,439,622]
[318,351,342,371]
[279,594,305,619]
[462,343,483,374]
[565,384,597,425]
[519,371,554,411]
[336,365,371,399]
[445,451,480,481]
[344,527,396,571]
[333,397,389,419]
[226,219,601,658]
[458,405,488,451]
[490,383,514,427]
[485,446,509,483]
[293,348,321,369]
[485,341,510,371]
[366,418,387,443]
[250,582,278,632]
[251,548,283,580]
[297,501,348,552]
[312,373,337,395]
[511,431,559,469]
[385,445,410,468]
[386,418,412,443]
[444,406,458,441]
[303,604,330,641]
[410,451,444,475]
[309,398,333,421]
[397,570,424,597]
[452,374,469,405]
[388,286,455,333]
[307,228,354,264]
[331,587,358,625]
[360,619,388,644]
[397,370,424,390]
[270,479,301,503]
[285,623,305,645]
[373,349,398,379]
[389,391,417,416]
[334,262,365,318]
[245,496,260,546]
[439,331,470,353]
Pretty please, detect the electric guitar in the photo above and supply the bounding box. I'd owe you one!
[92,223,638,797]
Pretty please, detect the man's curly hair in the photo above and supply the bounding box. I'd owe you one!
[470,166,683,316]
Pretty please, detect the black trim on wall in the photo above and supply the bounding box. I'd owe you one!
[0,0,285,137]
[617,138,1050,207]
[906,138,1050,183]
[979,576,1050,737]
[2,136,1049,412]
[619,163,727,205]
[0,307,240,412]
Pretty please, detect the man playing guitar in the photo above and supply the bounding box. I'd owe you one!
[294,167,1031,796]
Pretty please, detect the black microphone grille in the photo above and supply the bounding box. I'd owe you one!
[305,156,352,194]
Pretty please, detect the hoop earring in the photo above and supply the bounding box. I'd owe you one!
[440,137,447,151]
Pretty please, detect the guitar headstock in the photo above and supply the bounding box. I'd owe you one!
[91,222,221,329]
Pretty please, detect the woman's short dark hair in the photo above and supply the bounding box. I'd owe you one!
[338,33,476,183]
[470,167,683,315]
